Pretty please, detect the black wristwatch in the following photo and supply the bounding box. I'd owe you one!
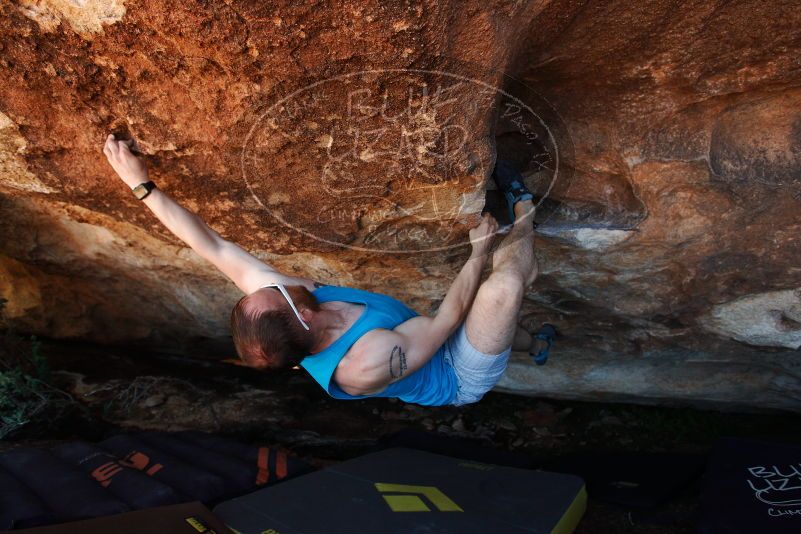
[131,180,157,200]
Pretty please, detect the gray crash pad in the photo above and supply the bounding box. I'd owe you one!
[215,447,586,534]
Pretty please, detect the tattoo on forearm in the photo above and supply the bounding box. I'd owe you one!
[389,345,408,379]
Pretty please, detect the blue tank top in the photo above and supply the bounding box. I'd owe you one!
[299,285,458,406]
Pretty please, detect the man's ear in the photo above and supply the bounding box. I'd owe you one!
[299,307,315,324]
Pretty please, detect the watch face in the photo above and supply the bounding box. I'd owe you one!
[132,182,154,199]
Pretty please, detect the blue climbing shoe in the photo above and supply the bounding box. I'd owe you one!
[530,323,557,366]
[492,159,534,223]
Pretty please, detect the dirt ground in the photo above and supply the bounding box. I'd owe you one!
[4,339,801,533]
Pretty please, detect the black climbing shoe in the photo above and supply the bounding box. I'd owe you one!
[492,159,534,223]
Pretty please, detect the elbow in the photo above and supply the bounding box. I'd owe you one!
[435,305,465,329]
[431,313,462,342]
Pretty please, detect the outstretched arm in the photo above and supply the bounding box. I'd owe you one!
[103,135,310,294]
[334,214,499,395]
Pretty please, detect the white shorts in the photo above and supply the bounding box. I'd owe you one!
[442,322,512,406]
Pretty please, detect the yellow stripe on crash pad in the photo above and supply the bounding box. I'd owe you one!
[550,485,587,534]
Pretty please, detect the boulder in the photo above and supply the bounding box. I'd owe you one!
[0,0,799,410]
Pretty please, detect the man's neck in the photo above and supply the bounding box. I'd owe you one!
[308,302,354,353]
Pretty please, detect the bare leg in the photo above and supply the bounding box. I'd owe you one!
[464,200,537,355]
[511,324,532,352]
[512,324,553,354]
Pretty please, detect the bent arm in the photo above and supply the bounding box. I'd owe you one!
[427,212,499,341]
[425,250,487,338]
[338,248,491,396]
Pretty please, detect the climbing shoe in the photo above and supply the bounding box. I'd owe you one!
[530,323,557,366]
[492,159,535,224]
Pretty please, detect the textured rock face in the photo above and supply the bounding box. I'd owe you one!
[1,1,800,411]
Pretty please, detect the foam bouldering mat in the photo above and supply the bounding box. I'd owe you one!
[698,437,801,534]
[13,501,231,534]
[0,432,310,530]
[214,447,586,534]
[0,467,53,530]
[53,441,184,510]
[98,434,228,502]
[0,448,129,522]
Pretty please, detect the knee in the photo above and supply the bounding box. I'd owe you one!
[479,272,525,311]
[524,256,539,287]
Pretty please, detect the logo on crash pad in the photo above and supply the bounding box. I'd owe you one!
[375,483,463,512]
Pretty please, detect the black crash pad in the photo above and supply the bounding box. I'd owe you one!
[699,437,801,534]
[0,432,309,530]
[214,447,586,534]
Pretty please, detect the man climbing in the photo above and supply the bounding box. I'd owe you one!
[103,134,554,406]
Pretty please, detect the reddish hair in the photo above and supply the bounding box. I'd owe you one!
[230,294,312,369]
